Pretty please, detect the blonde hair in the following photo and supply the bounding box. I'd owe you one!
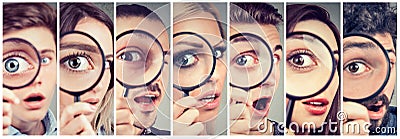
[91,88,114,135]
[173,3,226,39]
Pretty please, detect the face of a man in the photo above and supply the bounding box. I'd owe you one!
[360,33,396,130]
[116,16,169,128]
[230,23,282,128]
[3,27,56,122]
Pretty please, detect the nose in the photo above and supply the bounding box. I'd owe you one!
[207,60,226,84]
[91,80,104,94]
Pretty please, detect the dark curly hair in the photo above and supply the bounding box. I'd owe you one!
[344,3,397,47]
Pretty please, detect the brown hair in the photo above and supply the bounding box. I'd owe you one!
[60,3,114,135]
[230,3,283,26]
[3,3,56,42]
[287,4,341,135]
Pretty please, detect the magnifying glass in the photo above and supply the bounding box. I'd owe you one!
[343,33,390,103]
[285,31,336,128]
[59,31,106,102]
[229,32,274,110]
[173,32,216,96]
[116,29,165,106]
[3,38,41,90]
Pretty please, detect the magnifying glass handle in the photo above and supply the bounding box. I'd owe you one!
[74,96,80,102]
[286,99,295,128]
[123,88,129,98]
[183,91,189,97]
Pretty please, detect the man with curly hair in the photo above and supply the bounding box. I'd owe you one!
[343,3,397,135]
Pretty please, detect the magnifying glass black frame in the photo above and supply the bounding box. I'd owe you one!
[59,30,106,102]
[173,31,217,96]
[229,32,274,92]
[285,31,337,128]
[116,29,166,98]
[343,32,391,103]
[3,38,41,90]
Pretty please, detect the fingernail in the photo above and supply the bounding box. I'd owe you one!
[90,105,97,111]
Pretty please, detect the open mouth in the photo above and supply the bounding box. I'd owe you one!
[199,94,220,103]
[134,94,158,104]
[302,98,329,115]
[24,95,44,102]
[253,97,271,111]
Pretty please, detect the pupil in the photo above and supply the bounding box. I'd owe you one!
[293,55,304,65]
[68,57,81,68]
[5,59,19,73]
[180,56,188,66]
[122,53,133,61]
[349,63,359,72]
[236,56,247,65]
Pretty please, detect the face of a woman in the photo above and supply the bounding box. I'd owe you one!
[173,12,227,122]
[60,17,113,122]
[116,16,169,128]
[230,23,282,127]
[3,27,56,122]
[287,20,339,128]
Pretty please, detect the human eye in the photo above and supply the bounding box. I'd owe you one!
[233,50,259,68]
[214,46,226,59]
[3,55,33,75]
[118,50,143,62]
[344,60,371,76]
[174,51,198,68]
[60,52,94,73]
[286,49,317,72]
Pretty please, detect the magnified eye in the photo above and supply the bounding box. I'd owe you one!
[3,57,32,74]
[344,61,370,75]
[119,51,143,62]
[62,55,94,72]
[214,46,226,59]
[234,51,259,67]
[287,49,316,71]
[174,53,198,68]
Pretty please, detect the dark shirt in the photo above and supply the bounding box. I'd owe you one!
[371,106,397,135]
[141,127,170,135]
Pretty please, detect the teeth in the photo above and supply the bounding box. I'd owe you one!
[309,102,323,106]
[145,95,155,97]
[202,98,215,103]
[204,94,215,99]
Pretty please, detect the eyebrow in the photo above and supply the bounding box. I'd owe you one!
[60,42,99,53]
[175,41,204,48]
[343,42,376,52]
[41,49,55,54]
[387,49,396,56]
[231,37,260,43]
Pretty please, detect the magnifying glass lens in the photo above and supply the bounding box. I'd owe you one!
[173,34,214,88]
[59,32,104,95]
[230,34,273,89]
[116,31,164,87]
[343,35,389,100]
[3,39,40,89]
[286,33,334,98]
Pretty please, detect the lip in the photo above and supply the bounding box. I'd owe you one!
[83,97,100,107]
[132,90,161,112]
[23,93,46,110]
[251,96,272,117]
[302,98,329,115]
[196,91,221,110]
[368,105,385,120]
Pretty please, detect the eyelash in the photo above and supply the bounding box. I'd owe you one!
[286,49,316,71]
[60,52,92,73]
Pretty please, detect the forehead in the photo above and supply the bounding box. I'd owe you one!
[116,17,169,50]
[293,20,338,51]
[373,33,395,52]
[74,17,113,55]
[3,27,55,52]
[173,12,222,40]
[230,23,281,48]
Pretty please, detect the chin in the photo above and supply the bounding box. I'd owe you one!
[17,108,48,122]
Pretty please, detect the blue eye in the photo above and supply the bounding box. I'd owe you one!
[119,51,143,62]
[175,53,198,68]
[3,57,31,74]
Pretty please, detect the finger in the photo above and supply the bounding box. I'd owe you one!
[2,88,19,104]
[230,104,250,120]
[79,127,96,135]
[3,116,11,129]
[60,102,96,128]
[60,115,92,135]
[175,108,199,124]
[173,96,198,119]
[3,128,9,135]
[3,103,12,116]
[186,122,204,135]
[230,119,250,135]
[116,109,134,125]
[343,102,370,122]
